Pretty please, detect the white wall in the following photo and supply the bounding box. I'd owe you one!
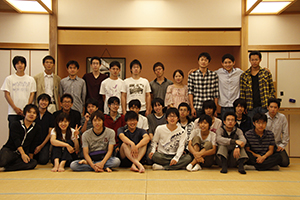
[58,0,242,28]
[248,14,300,45]
[0,13,49,43]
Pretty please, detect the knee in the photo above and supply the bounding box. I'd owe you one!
[70,161,79,171]
[28,159,38,169]
[111,157,121,168]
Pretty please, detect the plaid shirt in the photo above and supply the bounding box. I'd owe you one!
[188,69,219,110]
[240,67,275,110]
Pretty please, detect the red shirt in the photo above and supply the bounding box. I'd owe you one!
[104,114,126,146]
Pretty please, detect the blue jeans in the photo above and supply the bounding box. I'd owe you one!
[70,157,121,171]
[247,107,268,122]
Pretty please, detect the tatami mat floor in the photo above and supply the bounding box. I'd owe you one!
[0,158,300,200]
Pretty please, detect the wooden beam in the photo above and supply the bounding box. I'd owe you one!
[0,43,48,49]
[249,45,300,51]
[49,0,58,72]
[241,0,249,71]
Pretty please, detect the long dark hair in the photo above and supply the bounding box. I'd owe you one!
[54,112,72,141]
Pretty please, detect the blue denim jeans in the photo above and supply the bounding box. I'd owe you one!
[70,157,121,171]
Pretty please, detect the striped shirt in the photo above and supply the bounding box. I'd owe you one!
[240,67,275,110]
[245,129,275,156]
[188,69,219,110]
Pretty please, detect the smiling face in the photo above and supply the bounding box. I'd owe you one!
[58,118,70,132]
[174,72,183,84]
[222,58,235,73]
[38,98,50,110]
[129,105,140,114]
[108,101,120,113]
[199,120,210,132]
[235,104,245,116]
[25,108,37,122]
[153,103,163,115]
[61,97,73,112]
[15,61,26,74]
[87,104,98,115]
[166,113,179,125]
[126,118,138,131]
[92,117,103,131]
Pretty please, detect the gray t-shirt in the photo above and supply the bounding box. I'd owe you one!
[82,127,116,153]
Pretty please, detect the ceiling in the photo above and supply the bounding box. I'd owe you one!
[0,0,300,14]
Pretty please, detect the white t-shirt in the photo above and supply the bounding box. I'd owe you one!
[99,77,124,114]
[194,117,222,133]
[189,129,217,146]
[1,74,36,115]
[121,77,151,111]
[137,114,149,130]
[50,128,79,140]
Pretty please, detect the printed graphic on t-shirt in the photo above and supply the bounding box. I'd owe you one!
[90,138,109,150]
[163,130,185,152]
[129,84,144,94]
[12,81,31,92]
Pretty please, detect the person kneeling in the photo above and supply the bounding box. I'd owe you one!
[186,114,216,172]
[118,111,150,173]
[216,112,248,174]
[148,108,192,170]
[70,110,120,172]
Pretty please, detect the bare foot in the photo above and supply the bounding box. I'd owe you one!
[58,167,65,172]
[138,165,145,173]
[105,167,112,172]
[51,166,58,172]
[130,164,139,172]
[78,159,87,165]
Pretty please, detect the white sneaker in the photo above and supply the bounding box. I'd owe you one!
[152,164,164,170]
[186,164,193,172]
[192,164,202,171]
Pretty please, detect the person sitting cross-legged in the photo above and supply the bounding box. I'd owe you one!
[118,111,150,173]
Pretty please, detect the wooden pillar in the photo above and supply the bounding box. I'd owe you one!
[49,0,58,73]
[241,0,249,71]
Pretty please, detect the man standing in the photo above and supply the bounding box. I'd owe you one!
[240,51,275,120]
[121,59,151,116]
[60,60,86,114]
[34,55,61,113]
[83,56,108,112]
[150,62,172,101]
[188,52,219,118]
[1,56,36,127]
[216,54,243,120]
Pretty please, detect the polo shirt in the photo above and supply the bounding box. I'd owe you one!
[245,129,275,156]
[150,78,173,100]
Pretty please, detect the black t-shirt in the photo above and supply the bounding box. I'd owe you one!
[35,111,55,144]
[251,74,261,108]
[117,125,147,145]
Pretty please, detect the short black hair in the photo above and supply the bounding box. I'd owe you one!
[108,96,120,105]
[173,69,184,78]
[253,113,267,123]
[109,61,121,69]
[85,98,99,109]
[222,54,235,63]
[60,93,73,103]
[129,99,141,109]
[166,107,179,119]
[202,100,217,114]
[125,111,139,122]
[249,51,262,59]
[223,111,237,121]
[91,56,101,65]
[198,114,212,128]
[233,98,247,112]
[130,59,142,71]
[198,52,211,62]
[13,56,27,70]
[23,104,39,116]
[153,62,164,71]
[268,98,281,108]
[43,55,55,64]
[66,60,79,69]
[178,102,191,112]
[90,110,105,122]
[151,98,164,109]
[37,93,51,105]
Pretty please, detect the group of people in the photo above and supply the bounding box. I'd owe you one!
[0,51,289,174]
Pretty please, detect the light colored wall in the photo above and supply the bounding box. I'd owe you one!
[248,14,300,45]
[0,13,49,43]
[58,0,242,28]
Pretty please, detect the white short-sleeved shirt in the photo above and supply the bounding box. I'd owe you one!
[137,114,149,130]
[121,77,151,111]
[99,78,124,114]
[50,128,79,140]
[189,129,217,146]
[1,74,36,115]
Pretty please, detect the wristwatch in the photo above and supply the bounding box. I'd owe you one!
[235,144,240,148]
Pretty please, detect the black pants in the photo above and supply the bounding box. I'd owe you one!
[246,151,282,171]
[52,140,77,167]
[0,147,37,171]
[34,143,51,165]
[274,146,290,167]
